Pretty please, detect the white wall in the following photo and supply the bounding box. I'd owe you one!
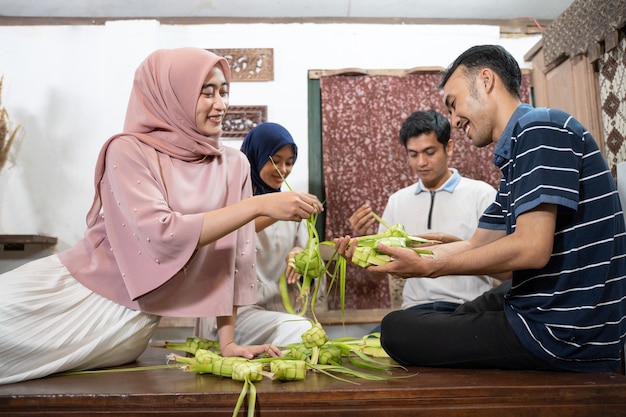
[0,20,540,261]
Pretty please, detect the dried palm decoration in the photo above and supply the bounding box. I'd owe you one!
[0,76,22,172]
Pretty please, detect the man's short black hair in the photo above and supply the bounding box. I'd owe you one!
[399,110,451,148]
[439,44,522,99]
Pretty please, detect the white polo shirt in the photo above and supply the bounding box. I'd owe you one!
[380,168,497,309]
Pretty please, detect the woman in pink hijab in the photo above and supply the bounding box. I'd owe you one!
[0,47,322,385]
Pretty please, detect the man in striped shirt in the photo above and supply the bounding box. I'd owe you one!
[335,44,626,372]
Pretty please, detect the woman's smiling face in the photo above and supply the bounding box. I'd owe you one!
[195,66,229,136]
[259,145,295,190]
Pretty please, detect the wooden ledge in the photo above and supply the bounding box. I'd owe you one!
[158,316,195,328]
[157,308,392,329]
[0,234,57,244]
[0,234,58,251]
[310,308,392,326]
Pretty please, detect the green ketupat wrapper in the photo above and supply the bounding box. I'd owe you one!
[164,336,219,354]
[286,343,312,360]
[232,361,263,382]
[270,359,307,381]
[301,322,329,348]
[301,321,329,365]
[351,222,434,268]
[291,248,323,279]
[318,344,343,366]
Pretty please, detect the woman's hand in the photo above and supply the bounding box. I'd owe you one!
[220,340,282,359]
[286,247,304,284]
[200,192,322,247]
[217,311,283,360]
[259,191,323,223]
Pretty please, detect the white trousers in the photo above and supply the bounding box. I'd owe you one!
[0,255,160,385]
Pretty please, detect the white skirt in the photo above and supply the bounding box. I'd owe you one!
[0,255,160,385]
[197,305,312,347]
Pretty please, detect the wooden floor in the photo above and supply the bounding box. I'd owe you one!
[2,347,626,416]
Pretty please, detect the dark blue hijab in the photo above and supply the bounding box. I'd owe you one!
[240,122,298,195]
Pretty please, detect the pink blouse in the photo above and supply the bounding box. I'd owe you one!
[59,136,257,317]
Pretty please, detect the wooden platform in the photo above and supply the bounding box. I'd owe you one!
[2,347,626,416]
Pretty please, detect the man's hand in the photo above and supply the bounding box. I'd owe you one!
[368,243,435,278]
[416,232,461,245]
[349,204,377,236]
[334,235,432,279]
[333,235,357,261]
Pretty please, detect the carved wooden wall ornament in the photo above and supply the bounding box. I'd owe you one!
[209,48,274,81]
[221,105,267,139]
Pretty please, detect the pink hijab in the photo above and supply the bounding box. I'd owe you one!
[86,48,231,226]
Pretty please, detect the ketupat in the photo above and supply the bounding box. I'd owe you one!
[300,321,329,364]
[171,350,259,417]
[164,336,219,354]
[350,217,435,268]
[330,333,390,359]
[301,321,329,348]
[165,347,219,366]
[231,361,263,417]
[232,361,263,382]
[285,342,312,361]
[270,359,307,381]
[351,234,434,268]
[284,223,345,321]
[285,211,328,317]
[290,246,323,280]
[318,345,343,366]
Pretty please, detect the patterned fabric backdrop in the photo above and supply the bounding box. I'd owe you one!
[542,0,626,67]
[320,72,530,309]
[599,34,626,178]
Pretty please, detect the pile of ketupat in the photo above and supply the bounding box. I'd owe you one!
[165,327,407,417]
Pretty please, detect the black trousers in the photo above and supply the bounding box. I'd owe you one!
[380,281,554,370]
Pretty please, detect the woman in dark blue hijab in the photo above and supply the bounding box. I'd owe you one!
[241,122,298,195]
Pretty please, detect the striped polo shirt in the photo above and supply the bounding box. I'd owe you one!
[479,104,626,372]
